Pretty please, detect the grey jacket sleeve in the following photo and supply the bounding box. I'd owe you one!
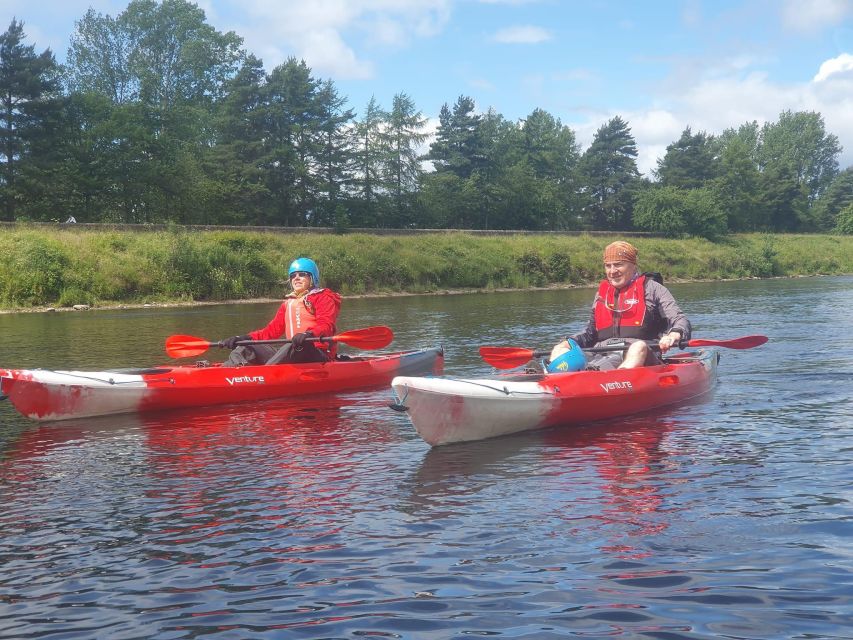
[647,280,691,339]
[569,303,600,348]
[566,293,598,349]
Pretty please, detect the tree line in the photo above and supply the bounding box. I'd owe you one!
[2,1,852,238]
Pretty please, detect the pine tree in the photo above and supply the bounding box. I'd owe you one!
[313,79,355,227]
[262,58,321,226]
[655,126,720,189]
[426,95,482,179]
[0,19,60,220]
[204,54,269,224]
[577,116,640,230]
[381,92,428,226]
[352,96,388,226]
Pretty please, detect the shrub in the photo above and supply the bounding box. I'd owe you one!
[517,251,547,285]
[5,239,69,305]
[633,186,690,237]
[545,252,569,281]
[634,186,727,240]
[836,202,853,235]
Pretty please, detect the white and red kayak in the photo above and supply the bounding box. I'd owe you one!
[1,347,443,422]
[391,350,718,446]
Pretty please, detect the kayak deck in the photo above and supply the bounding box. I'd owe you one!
[391,350,718,446]
[1,347,444,422]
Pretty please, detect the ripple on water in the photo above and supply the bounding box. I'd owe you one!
[2,277,852,638]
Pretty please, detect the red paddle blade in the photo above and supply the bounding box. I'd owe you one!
[333,326,393,350]
[479,346,537,370]
[686,335,768,350]
[165,335,214,358]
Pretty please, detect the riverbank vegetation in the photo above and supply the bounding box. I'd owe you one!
[1,228,851,310]
[2,6,853,238]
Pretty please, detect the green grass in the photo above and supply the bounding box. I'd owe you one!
[1,227,852,309]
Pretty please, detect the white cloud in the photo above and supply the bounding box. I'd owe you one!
[814,53,853,81]
[781,0,853,33]
[572,58,853,175]
[491,25,552,44]
[302,28,375,80]
[222,0,452,78]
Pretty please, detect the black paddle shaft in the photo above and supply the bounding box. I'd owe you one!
[582,340,667,353]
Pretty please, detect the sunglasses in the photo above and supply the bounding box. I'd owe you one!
[603,297,639,314]
[290,271,311,279]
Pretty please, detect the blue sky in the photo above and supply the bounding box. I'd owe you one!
[4,0,853,174]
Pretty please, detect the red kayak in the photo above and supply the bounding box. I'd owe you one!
[1,347,443,422]
[391,350,718,446]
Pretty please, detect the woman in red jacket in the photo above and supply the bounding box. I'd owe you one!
[221,257,342,366]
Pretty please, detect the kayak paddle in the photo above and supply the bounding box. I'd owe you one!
[479,334,768,370]
[165,325,394,359]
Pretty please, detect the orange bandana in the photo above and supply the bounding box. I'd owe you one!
[603,241,638,264]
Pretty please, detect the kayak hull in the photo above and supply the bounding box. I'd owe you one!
[391,350,718,446]
[1,347,443,422]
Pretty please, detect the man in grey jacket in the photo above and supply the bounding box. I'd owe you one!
[549,240,691,370]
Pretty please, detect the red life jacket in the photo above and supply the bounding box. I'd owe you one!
[283,292,332,354]
[283,296,317,339]
[593,275,655,340]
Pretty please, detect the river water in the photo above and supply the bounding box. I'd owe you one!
[1,276,851,639]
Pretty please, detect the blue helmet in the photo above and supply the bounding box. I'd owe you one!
[288,257,320,288]
[546,338,587,373]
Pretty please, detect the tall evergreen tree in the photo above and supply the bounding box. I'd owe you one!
[655,126,719,189]
[577,116,640,230]
[426,103,453,171]
[426,95,482,179]
[471,108,518,229]
[519,108,581,228]
[382,92,428,226]
[262,58,320,226]
[352,96,388,226]
[204,54,269,224]
[520,109,579,180]
[0,19,60,220]
[313,79,355,227]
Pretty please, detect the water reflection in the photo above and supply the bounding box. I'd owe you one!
[403,411,688,555]
[543,417,679,562]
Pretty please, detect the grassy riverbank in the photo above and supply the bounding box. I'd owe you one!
[1,227,851,310]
